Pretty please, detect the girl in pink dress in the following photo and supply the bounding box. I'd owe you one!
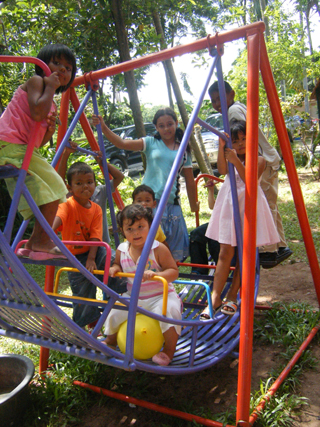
[201,120,279,319]
[0,44,76,258]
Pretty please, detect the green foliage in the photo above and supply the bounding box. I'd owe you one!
[117,174,143,206]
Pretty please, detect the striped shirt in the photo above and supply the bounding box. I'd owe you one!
[119,240,176,299]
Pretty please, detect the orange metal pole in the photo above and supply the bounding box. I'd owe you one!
[40,92,71,373]
[236,30,261,427]
[72,22,265,87]
[57,89,71,147]
[73,381,235,427]
[249,322,320,425]
[259,37,320,305]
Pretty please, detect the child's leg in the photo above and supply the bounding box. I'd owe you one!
[67,252,101,328]
[189,224,210,274]
[103,333,117,348]
[225,257,240,303]
[26,199,61,253]
[162,326,179,360]
[151,293,181,365]
[103,249,127,299]
[211,243,235,309]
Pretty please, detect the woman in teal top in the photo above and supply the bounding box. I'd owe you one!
[92,108,199,261]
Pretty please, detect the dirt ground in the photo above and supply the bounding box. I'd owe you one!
[73,262,320,427]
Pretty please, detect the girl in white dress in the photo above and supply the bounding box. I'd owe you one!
[201,120,279,319]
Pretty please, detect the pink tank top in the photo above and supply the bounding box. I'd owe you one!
[0,86,56,148]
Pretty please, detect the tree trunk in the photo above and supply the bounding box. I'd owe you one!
[305,4,313,54]
[108,0,146,137]
[151,9,211,175]
[259,0,270,39]
[163,61,174,109]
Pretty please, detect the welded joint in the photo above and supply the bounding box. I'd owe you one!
[207,33,224,57]
[83,71,99,91]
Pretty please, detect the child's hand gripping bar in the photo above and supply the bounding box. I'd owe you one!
[53,270,169,316]
[114,272,169,316]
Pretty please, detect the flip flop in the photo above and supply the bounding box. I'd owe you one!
[152,352,171,366]
[199,305,222,320]
[29,250,67,261]
[221,299,238,316]
[16,248,32,258]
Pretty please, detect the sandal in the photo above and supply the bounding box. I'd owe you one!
[199,305,222,320]
[29,249,66,260]
[221,299,238,316]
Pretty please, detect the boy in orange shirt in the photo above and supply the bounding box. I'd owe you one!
[53,162,108,328]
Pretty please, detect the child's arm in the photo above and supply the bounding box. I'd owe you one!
[225,148,245,182]
[57,141,78,181]
[204,179,215,210]
[86,239,100,273]
[95,153,124,189]
[182,167,200,212]
[52,216,62,231]
[143,243,179,283]
[217,136,228,175]
[91,114,144,151]
[107,162,125,189]
[40,112,58,147]
[109,250,122,277]
[225,153,265,184]
[26,74,61,122]
[258,156,266,179]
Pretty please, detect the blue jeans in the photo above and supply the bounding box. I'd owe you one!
[189,223,220,275]
[68,246,126,327]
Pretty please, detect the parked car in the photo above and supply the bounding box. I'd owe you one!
[104,123,156,174]
[285,114,317,141]
[192,113,223,172]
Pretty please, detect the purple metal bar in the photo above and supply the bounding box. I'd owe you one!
[91,90,120,247]
[124,52,221,365]
[215,61,243,268]
[52,89,93,168]
[196,117,228,141]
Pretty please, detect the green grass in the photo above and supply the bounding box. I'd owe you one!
[277,168,320,263]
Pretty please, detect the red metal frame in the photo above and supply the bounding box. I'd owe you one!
[194,173,224,228]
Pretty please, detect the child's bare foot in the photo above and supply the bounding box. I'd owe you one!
[26,238,63,255]
[152,351,171,366]
[102,341,116,350]
[102,335,117,349]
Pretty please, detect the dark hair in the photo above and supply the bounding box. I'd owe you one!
[117,204,153,235]
[152,107,190,152]
[66,162,95,185]
[36,44,77,94]
[208,81,233,97]
[132,184,155,202]
[230,119,246,140]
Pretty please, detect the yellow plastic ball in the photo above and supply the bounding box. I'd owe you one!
[117,314,164,360]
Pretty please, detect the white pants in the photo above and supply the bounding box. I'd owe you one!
[104,292,182,336]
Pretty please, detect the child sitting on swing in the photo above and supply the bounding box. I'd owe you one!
[103,204,181,366]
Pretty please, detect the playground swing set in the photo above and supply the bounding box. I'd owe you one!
[0,21,320,427]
